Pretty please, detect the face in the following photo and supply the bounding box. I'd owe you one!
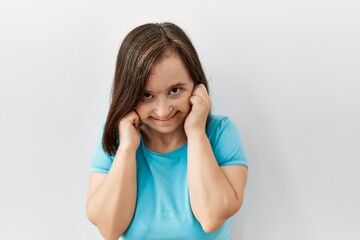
[135,52,194,136]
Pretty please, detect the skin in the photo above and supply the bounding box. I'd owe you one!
[86,52,248,239]
[134,51,194,153]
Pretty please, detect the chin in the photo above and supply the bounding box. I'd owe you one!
[143,118,186,135]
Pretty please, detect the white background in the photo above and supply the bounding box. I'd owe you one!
[1,0,359,239]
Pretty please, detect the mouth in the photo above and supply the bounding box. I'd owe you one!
[152,112,177,124]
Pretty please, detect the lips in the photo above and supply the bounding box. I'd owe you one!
[152,112,177,124]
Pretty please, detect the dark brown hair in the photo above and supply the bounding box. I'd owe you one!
[102,22,209,156]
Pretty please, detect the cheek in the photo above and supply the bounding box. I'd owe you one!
[134,105,147,119]
[177,95,192,113]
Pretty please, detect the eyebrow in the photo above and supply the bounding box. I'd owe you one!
[144,82,188,93]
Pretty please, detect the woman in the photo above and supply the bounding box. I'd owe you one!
[86,22,248,240]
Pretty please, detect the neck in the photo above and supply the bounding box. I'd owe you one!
[140,126,187,154]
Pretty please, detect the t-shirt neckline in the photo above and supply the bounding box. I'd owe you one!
[140,134,188,157]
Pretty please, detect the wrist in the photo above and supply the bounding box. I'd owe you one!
[117,143,138,153]
[186,129,207,140]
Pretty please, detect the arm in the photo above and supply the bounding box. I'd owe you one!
[86,111,140,239]
[185,84,248,233]
[187,134,248,233]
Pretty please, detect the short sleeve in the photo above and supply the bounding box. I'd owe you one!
[90,125,114,173]
[207,116,248,168]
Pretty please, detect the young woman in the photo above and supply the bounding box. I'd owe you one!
[86,22,248,240]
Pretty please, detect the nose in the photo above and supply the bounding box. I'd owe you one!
[154,97,173,119]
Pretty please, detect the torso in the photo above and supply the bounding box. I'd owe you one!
[121,136,229,240]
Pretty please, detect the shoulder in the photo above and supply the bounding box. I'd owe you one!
[206,114,248,167]
[90,124,115,173]
[206,114,237,140]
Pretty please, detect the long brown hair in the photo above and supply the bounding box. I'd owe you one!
[102,22,209,156]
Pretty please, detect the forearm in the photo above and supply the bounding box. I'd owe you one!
[87,148,137,239]
[187,133,240,232]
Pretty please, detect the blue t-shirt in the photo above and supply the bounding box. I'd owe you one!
[91,115,248,240]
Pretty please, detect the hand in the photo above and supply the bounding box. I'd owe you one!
[117,111,141,151]
[184,84,211,137]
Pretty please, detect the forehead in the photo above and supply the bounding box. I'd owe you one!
[145,53,193,91]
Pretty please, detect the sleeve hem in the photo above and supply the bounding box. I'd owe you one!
[219,161,249,169]
[90,168,109,174]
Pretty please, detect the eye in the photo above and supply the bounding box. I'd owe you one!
[169,87,181,95]
[142,92,153,100]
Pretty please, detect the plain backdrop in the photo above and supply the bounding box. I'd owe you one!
[1,0,359,239]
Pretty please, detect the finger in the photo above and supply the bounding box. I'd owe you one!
[132,110,143,127]
[130,112,141,128]
[189,94,203,106]
[193,88,211,106]
[120,111,139,126]
[196,83,208,92]
[193,84,209,97]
